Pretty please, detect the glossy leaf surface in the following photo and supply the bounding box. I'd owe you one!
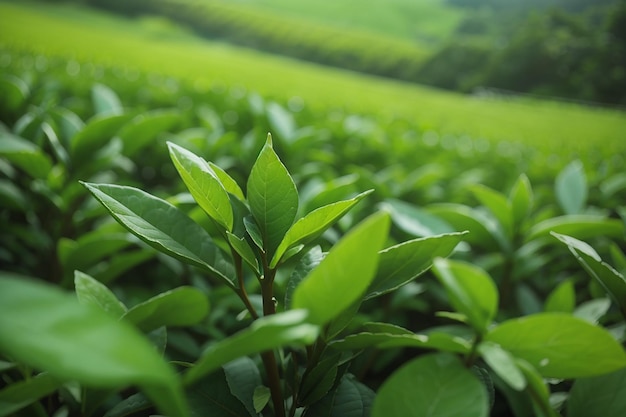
[486,313,626,378]
[82,182,235,287]
[74,271,127,318]
[292,212,389,325]
[0,273,188,417]
[123,286,209,332]
[247,134,298,258]
[270,190,372,267]
[168,141,233,231]
[432,258,498,333]
[366,231,467,299]
[184,310,318,385]
[372,353,488,417]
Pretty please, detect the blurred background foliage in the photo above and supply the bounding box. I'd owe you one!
[41,0,626,106]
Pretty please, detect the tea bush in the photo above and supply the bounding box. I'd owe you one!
[1,50,625,417]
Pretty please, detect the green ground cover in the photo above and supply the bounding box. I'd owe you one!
[0,0,624,155]
[224,0,463,43]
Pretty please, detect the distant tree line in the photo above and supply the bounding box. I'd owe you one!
[48,0,626,105]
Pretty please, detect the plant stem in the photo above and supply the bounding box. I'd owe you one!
[259,262,285,417]
[464,333,483,367]
[231,250,259,319]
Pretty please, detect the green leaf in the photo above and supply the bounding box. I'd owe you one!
[74,271,127,318]
[0,74,28,112]
[299,355,339,406]
[0,273,188,417]
[168,142,233,231]
[555,160,587,215]
[527,215,624,241]
[208,161,245,201]
[553,232,626,318]
[383,199,454,237]
[470,183,513,239]
[365,231,467,299]
[123,286,209,332]
[81,182,235,287]
[544,280,575,313]
[119,110,180,157]
[223,357,261,416]
[0,373,62,417]
[305,374,374,417]
[292,212,390,325]
[478,341,526,391]
[184,310,319,386]
[187,368,252,417]
[70,113,132,164]
[574,298,611,324]
[509,173,534,226]
[330,330,471,354]
[427,203,500,249]
[0,131,53,179]
[102,392,151,417]
[247,133,298,258]
[485,313,626,379]
[58,231,133,272]
[432,258,498,334]
[285,246,324,309]
[227,232,260,274]
[515,359,559,417]
[567,367,626,417]
[253,386,270,413]
[91,83,122,115]
[270,190,372,268]
[372,353,488,417]
[92,249,155,285]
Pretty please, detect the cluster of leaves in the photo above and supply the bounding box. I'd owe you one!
[1,49,626,416]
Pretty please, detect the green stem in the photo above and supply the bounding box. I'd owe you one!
[259,258,285,417]
[464,333,483,367]
[231,250,259,319]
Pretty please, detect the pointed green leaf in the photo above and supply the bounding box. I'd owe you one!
[486,313,626,379]
[123,286,209,332]
[71,113,132,163]
[270,190,372,268]
[227,232,260,274]
[285,246,324,309]
[299,354,340,406]
[81,182,235,287]
[208,161,245,201]
[372,353,488,417]
[544,279,575,313]
[330,330,471,354]
[168,142,233,231]
[553,232,626,318]
[59,231,133,272]
[555,160,587,215]
[0,131,53,179]
[478,341,526,391]
[101,392,151,417]
[74,271,127,318]
[427,203,500,249]
[187,368,252,417]
[515,359,559,417]
[244,216,264,250]
[91,83,122,115]
[184,310,319,386]
[0,373,62,417]
[567,367,626,417]
[365,231,467,299]
[432,258,498,334]
[223,357,261,416]
[509,173,533,226]
[527,215,624,241]
[470,183,514,239]
[0,273,188,417]
[253,386,271,413]
[383,199,455,238]
[119,110,180,157]
[292,212,390,325]
[305,374,374,417]
[247,134,298,258]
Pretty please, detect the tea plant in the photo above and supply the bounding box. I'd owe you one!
[2,131,625,416]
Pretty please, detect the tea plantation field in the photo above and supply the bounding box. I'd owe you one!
[1,1,626,417]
